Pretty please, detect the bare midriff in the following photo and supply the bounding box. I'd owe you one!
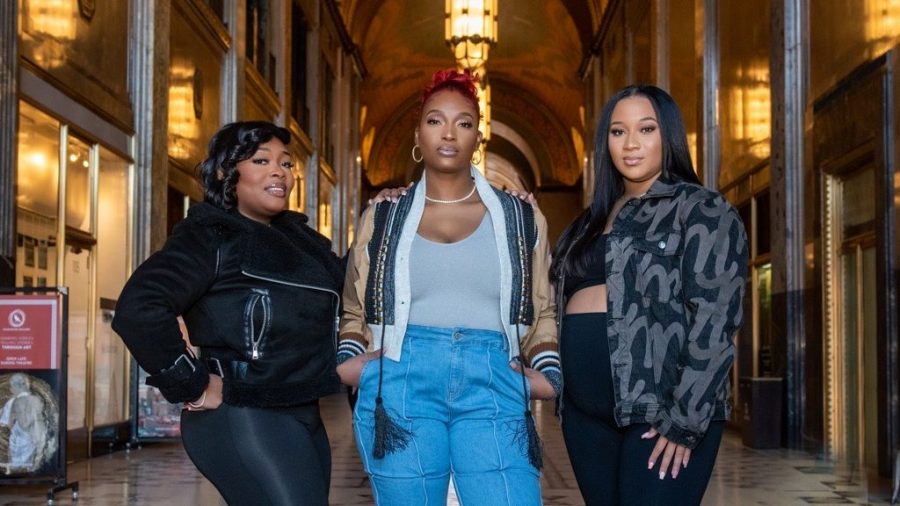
[565,284,608,314]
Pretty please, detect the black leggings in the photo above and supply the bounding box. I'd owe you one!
[560,313,724,506]
[180,401,331,506]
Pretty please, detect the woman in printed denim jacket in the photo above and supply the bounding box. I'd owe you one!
[337,69,559,506]
[552,85,748,506]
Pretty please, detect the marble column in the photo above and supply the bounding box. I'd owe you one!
[129,0,171,257]
[769,0,807,449]
[0,1,17,285]
[698,0,719,190]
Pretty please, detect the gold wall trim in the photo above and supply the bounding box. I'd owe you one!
[244,63,281,121]
[167,161,203,203]
[19,59,134,136]
[289,118,315,158]
[19,67,133,156]
[319,158,336,184]
[173,0,232,53]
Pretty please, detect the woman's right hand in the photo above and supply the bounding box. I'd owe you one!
[337,351,381,388]
[368,182,414,204]
[185,374,223,411]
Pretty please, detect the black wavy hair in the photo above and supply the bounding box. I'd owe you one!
[198,121,292,210]
[551,85,701,281]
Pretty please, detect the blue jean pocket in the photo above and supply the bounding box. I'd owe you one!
[358,356,377,388]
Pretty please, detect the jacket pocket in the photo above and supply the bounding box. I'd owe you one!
[631,231,683,257]
[243,288,272,360]
[630,232,683,304]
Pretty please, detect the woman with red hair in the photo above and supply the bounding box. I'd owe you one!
[337,69,559,505]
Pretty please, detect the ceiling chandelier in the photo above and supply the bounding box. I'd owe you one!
[445,0,498,170]
[444,0,498,74]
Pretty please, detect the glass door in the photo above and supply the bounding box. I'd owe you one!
[839,242,878,470]
[63,242,92,459]
[92,148,131,432]
[832,165,879,471]
[63,134,95,460]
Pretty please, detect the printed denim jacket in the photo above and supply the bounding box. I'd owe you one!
[559,178,748,449]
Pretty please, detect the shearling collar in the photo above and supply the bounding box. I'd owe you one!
[185,203,343,291]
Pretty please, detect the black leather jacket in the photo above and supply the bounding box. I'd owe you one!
[112,203,344,407]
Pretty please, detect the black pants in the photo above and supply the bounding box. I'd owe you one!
[560,313,724,506]
[181,401,331,506]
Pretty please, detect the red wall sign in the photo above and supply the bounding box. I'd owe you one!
[0,295,59,370]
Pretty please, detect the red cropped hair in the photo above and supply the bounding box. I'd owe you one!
[421,68,480,117]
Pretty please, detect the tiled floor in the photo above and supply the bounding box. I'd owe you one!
[0,394,895,505]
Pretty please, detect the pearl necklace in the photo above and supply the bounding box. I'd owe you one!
[424,184,477,204]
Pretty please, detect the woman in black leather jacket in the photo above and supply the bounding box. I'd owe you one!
[112,122,344,505]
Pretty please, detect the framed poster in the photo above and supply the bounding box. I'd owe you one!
[0,290,70,491]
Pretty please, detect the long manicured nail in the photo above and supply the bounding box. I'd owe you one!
[647,461,654,470]
[658,471,665,480]
[641,432,651,439]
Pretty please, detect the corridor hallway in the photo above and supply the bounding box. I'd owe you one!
[0,394,893,506]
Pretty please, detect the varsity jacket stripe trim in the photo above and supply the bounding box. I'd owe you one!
[530,349,561,372]
[337,339,367,356]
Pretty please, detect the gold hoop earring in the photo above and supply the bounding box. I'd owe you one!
[411,144,424,163]
[471,149,483,165]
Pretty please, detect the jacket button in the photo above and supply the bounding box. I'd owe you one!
[658,241,666,249]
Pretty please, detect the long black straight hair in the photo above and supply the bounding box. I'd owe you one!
[551,85,701,281]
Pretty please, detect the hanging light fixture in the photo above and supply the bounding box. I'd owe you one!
[445,0,499,74]
[479,80,491,142]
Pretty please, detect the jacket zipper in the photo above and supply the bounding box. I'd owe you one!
[241,271,342,355]
[245,289,271,359]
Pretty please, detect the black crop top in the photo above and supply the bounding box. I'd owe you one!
[564,233,608,299]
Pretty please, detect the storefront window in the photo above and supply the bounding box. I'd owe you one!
[66,136,93,234]
[16,102,60,288]
[93,148,131,427]
[15,99,133,448]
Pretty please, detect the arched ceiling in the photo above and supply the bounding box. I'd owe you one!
[338,0,605,188]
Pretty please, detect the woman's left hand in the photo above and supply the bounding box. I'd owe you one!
[509,361,556,400]
[643,427,692,480]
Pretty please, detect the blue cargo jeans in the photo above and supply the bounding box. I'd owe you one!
[353,324,542,506]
